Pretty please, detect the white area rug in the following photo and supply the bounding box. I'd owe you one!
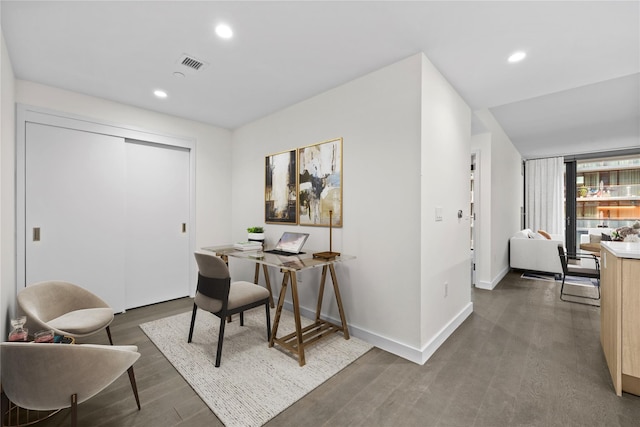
[140,309,372,427]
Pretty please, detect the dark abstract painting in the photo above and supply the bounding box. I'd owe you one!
[265,149,297,224]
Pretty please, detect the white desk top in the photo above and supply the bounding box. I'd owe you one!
[601,241,640,259]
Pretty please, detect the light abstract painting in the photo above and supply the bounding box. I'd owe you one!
[298,138,342,227]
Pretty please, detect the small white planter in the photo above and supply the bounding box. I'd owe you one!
[248,232,265,242]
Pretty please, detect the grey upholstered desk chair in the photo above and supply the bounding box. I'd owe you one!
[17,280,115,344]
[188,251,271,367]
[0,343,141,427]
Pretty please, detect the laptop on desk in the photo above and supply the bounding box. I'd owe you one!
[265,232,310,256]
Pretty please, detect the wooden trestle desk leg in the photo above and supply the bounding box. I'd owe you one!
[315,265,328,321]
[316,265,350,340]
[289,271,305,366]
[270,265,348,366]
[329,264,350,339]
[268,270,306,366]
[269,271,289,348]
[254,263,275,308]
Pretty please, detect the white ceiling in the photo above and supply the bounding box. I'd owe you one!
[1,1,638,159]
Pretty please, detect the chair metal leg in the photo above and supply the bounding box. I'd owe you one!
[559,275,601,306]
[2,385,9,427]
[240,311,244,326]
[106,325,114,345]
[70,394,78,427]
[187,303,198,343]
[215,316,226,367]
[127,366,141,410]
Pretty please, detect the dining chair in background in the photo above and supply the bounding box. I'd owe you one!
[557,246,601,306]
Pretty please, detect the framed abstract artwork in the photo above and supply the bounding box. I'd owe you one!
[298,137,343,227]
[265,149,298,224]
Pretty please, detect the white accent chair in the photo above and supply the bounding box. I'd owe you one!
[509,229,564,274]
[17,281,115,344]
[0,343,140,427]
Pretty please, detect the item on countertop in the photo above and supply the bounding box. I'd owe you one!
[34,329,55,343]
[8,316,28,342]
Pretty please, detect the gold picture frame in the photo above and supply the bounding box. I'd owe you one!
[298,137,343,227]
[265,149,298,224]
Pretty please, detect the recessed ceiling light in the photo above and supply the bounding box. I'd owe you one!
[154,90,168,99]
[508,51,527,63]
[215,23,233,39]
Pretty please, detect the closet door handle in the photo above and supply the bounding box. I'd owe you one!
[33,227,41,242]
[181,223,187,233]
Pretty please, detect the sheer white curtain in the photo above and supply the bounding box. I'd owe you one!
[525,157,565,235]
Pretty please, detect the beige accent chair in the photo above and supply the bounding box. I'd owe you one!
[0,343,140,427]
[17,281,115,344]
[188,251,271,367]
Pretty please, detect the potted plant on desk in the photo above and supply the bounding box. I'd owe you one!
[247,226,265,243]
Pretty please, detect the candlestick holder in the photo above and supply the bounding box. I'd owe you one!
[313,210,341,260]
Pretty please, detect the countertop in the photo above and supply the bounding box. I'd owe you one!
[601,241,640,259]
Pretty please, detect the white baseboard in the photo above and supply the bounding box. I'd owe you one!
[475,265,509,290]
[416,302,474,364]
[284,300,474,365]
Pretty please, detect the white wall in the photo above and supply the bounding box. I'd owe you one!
[1,27,16,343]
[3,50,478,363]
[232,53,473,362]
[419,54,473,360]
[472,109,523,289]
[232,54,423,349]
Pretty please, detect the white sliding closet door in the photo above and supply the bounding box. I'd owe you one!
[124,140,190,308]
[25,123,127,311]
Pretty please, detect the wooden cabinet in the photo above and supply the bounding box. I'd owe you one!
[600,244,640,396]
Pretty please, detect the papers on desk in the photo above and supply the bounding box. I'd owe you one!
[233,241,263,251]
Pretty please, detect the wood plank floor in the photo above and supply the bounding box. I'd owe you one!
[13,271,640,426]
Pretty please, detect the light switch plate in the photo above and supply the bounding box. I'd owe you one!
[435,207,443,221]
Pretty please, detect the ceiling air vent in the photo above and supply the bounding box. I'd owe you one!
[176,54,209,73]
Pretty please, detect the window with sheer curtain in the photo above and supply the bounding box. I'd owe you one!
[525,157,565,235]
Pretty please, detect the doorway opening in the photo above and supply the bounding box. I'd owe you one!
[470,152,478,287]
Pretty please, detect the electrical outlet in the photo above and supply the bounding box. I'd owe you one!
[444,281,448,298]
